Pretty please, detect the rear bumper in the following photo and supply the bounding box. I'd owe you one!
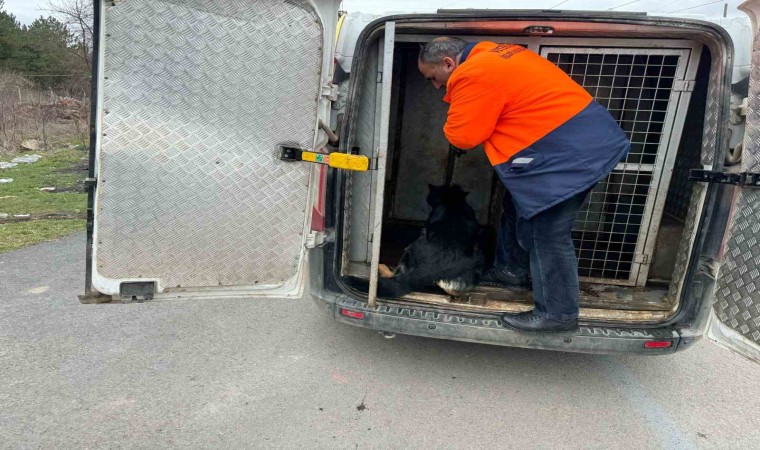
[308,239,701,354]
[309,285,687,356]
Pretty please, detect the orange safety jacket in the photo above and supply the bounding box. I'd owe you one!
[443,42,630,218]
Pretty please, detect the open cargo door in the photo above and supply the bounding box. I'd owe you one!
[708,0,760,362]
[88,0,340,300]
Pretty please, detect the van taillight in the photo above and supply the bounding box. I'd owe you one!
[644,340,672,349]
[311,165,327,232]
[340,308,364,320]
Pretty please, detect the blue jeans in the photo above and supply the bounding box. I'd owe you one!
[496,189,590,321]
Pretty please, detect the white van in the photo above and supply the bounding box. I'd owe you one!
[81,0,760,358]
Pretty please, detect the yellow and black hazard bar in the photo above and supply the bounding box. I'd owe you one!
[279,146,369,171]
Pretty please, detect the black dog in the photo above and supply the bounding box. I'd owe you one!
[344,184,484,298]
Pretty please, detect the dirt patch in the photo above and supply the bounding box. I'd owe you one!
[0,212,84,223]
[44,179,86,194]
[49,186,85,194]
[53,161,88,174]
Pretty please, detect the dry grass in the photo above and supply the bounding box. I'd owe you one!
[0,72,90,156]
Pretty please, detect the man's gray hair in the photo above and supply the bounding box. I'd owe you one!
[418,37,468,64]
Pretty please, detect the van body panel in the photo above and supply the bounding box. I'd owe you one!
[709,0,760,362]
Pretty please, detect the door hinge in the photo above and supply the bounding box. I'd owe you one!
[689,169,760,187]
[739,97,749,116]
[673,79,694,92]
[634,254,650,264]
[84,177,97,190]
[306,230,333,248]
[321,83,338,102]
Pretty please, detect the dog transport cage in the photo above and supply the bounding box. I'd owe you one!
[542,44,701,287]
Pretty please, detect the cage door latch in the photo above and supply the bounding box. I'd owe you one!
[634,254,650,264]
[689,169,760,187]
[673,79,694,92]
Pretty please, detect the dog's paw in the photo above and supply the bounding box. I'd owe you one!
[378,264,394,278]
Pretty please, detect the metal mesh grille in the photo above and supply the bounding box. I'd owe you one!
[545,49,687,284]
[549,52,679,165]
[573,169,651,280]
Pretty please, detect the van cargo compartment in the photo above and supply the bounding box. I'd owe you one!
[337,18,717,324]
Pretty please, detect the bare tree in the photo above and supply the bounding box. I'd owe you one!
[45,0,93,70]
[37,90,52,149]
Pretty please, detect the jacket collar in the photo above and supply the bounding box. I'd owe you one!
[458,42,477,64]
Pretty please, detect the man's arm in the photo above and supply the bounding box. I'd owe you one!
[443,76,505,150]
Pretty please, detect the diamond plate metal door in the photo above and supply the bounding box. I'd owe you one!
[92,0,337,296]
[712,7,760,361]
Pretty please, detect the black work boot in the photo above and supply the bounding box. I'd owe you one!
[500,311,578,333]
[480,266,530,290]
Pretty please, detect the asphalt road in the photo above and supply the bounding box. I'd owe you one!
[1,233,759,449]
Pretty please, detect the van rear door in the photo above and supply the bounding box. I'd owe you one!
[88,0,340,299]
[709,1,760,362]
